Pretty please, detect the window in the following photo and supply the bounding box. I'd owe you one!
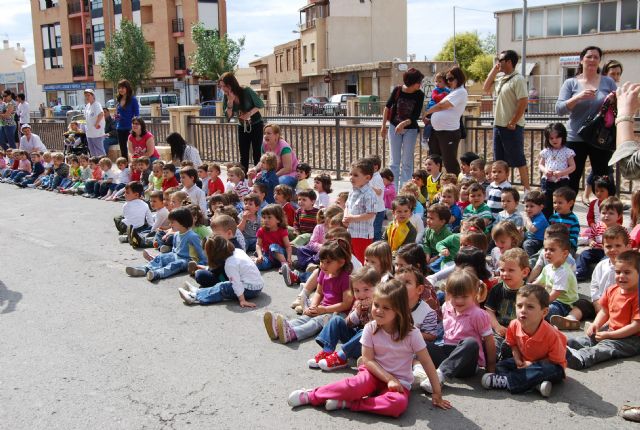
[562,5,579,35]
[113,0,122,14]
[600,2,617,32]
[92,0,103,9]
[91,0,103,18]
[303,45,307,63]
[40,0,58,9]
[528,10,543,37]
[286,49,290,71]
[41,23,63,69]
[621,0,638,30]
[93,24,105,50]
[547,8,562,36]
[513,11,523,40]
[581,3,598,34]
[293,47,297,70]
[311,43,315,62]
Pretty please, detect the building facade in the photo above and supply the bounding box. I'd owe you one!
[0,40,28,96]
[30,0,227,107]
[496,0,640,97]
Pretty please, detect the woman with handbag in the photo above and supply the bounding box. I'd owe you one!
[424,66,468,176]
[381,68,425,188]
[555,46,617,194]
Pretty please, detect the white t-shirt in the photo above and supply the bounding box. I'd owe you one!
[117,167,131,185]
[430,86,468,131]
[539,147,576,181]
[19,133,47,153]
[17,101,30,123]
[314,192,330,209]
[590,257,615,301]
[122,199,154,228]
[151,206,170,231]
[370,172,386,212]
[225,248,264,297]
[84,101,105,138]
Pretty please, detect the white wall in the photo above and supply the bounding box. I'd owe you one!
[23,64,46,108]
[330,0,371,17]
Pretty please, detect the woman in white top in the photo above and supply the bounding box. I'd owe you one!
[424,66,468,176]
[83,89,106,157]
[166,132,202,166]
[18,124,47,153]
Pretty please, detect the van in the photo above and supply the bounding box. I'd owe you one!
[138,93,179,116]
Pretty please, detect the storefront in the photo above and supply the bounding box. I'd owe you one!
[42,82,97,107]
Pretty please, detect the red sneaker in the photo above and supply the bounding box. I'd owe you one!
[319,351,348,371]
[307,350,331,369]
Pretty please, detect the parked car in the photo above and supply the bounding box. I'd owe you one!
[105,99,117,109]
[138,93,179,116]
[302,96,328,116]
[200,100,218,116]
[323,93,356,116]
[53,105,74,117]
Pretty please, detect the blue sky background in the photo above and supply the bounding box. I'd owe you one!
[10,0,564,68]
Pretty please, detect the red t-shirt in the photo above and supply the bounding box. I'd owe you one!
[162,176,179,191]
[128,132,160,159]
[131,169,141,182]
[282,202,296,227]
[208,177,225,195]
[599,284,640,333]
[256,227,288,252]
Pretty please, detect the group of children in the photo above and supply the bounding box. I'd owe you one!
[6,121,640,420]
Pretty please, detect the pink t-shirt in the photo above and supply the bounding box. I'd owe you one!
[442,302,493,367]
[318,269,350,306]
[360,321,427,390]
[18,159,32,173]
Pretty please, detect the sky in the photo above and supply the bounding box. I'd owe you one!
[11,0,566,68]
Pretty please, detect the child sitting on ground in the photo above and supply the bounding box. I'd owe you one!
[255,204,293,272]
[523,190,549,259]
[566,250,640,370]
[313,173,332,209]
[489,221,522,275]
[113,181,153,240]
[422,203,452,268]
[469,158,490,192]
[382,196,418,252]
[181,167,207,216]
[288,279,451,417]
[462,183,493,232]
[146,161,164,195]
[486,160,511,220]
[335,191,349,210]
[586,175,617,229]
[482,284,567,398]
[238,194,261,254]
[264,239,353,345]
[458,152,479,182]
[253,153,279,204]
[292,189,320,246]
[226,166,250,198]
[207,163,225,196]
[295,162,312,193]
[129,190,170,248]
[178,235,264,308]
[189,204,212,240]
[576,196,625,282]
[162,163,179,191]
[274,184,296,227]
[548,186,580,255]
[411,169,429,206]
[456,178,476,212]
[425,155,443,205]
[439,184,462,232]
[45,153,69,191]
[496,188,523,229]
[125,207,206,281]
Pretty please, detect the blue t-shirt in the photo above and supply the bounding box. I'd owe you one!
[116,97,140,130]
[256,169,279,204]
[526,212,549,242]
[449,204,462,231]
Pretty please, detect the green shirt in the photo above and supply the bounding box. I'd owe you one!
[193,225,213,240]
[463,203,493,233]
[535,262,578,306]
[492,71,528,128]
[435,233,460,264]
[223,87,265,126]
[423,226,452,257]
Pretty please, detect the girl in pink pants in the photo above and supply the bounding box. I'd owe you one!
[288,279,452,417]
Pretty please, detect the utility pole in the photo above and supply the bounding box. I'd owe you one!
[521,0,527,76]
[453,6,457,64]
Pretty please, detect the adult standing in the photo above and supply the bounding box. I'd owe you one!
[0,90,17,150]
[248,123,298,188]
[83,89,106,157]
[381,68,425,187]
[166,132,202,166]
[16,93,29,130]
[483,50,531,195]
[425,66,468,175]
[608,81,640,180]
[18,124,47,153]
[102,107,118,155]
[127,117,160,162]
[115,79,139,160]
[220,72,265,173]
[555,46,617,194]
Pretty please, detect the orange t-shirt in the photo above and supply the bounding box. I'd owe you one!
[599,284,640,333]
[506,319,568,368]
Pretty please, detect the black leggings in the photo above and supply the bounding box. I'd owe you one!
[428,128,461,175]
[117,129,130,160]
[238,122,263,172]
[566,140,613,194]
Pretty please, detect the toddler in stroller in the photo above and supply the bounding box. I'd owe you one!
[63,119,89,157]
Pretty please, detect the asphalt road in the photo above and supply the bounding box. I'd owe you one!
[0,184,638,430]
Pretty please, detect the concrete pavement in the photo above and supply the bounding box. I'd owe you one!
[0,184,638,430]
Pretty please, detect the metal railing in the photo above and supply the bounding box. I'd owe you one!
[70,30,91,46]
[67,0,88,14]
[72,64,93,77]
[29,120,68,152]
[174,56,186,71]
[480,96,561,117]
[261,102,385,117]
[172,18,184,33]
[144,117,171,143]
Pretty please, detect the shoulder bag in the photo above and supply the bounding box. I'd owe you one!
[577,94,617,153]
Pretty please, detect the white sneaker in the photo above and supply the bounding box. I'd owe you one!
[178,287,197,304]
[412,364,428,390]
[118,235,128,243]
[183,281,199,294]
[537,381,552,397]
[146,271,156,281]
[287,389,311,408]
[325,399,349,411]
[420,369,445,394]
[125,267,146,277]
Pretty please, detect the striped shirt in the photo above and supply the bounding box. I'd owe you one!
[294,207,319,234]
[586,222,628,250]
[549,211,580,249]
[346,182,377,239]
[233,180,251,198]
[412,300,438,337]
[486,180,511,217]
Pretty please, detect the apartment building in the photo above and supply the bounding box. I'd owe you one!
[30,0,227,107]
[0,40,28,96]
[496,0,640,96]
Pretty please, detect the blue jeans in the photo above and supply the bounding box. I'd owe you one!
[496,358,564,394]
[84,180,98,195]
[194,268,228,287]
[10,170,27,182]
[195,281,262,304]
[546,300,572,321]
[140,253,189,280]
[315,315,363,359]
[103,136,118,154]
[388,125,418,188]
[154,231,174,248]
[279,175,297,189]
[523,238,543,258]
[373,210,386,241]
[576,248,605,281]
[256,243,286,271]
[0,125,17,149]
[49,175,64,189]
[59,178,73,189]
[244,237,257,254]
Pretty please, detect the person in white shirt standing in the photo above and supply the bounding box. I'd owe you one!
[16,94,29,130]
[83,89,106,157]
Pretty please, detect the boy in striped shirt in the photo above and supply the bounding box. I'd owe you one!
[486,160,511,219]
[291,189,319,247]
[548,187,580,255]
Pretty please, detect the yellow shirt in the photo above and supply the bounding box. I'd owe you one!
[426,173,441,204]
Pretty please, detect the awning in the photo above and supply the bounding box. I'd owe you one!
[524,62,537,76]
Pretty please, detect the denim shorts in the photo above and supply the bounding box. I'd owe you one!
[493,126,526,168]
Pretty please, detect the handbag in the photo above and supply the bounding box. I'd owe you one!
[459,116,467,139]
[577,94,617,153]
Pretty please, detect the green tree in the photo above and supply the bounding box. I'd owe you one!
[99,19,155,91]
[467,53,494,82]
[434,32,484,80]
[190,23,245,80]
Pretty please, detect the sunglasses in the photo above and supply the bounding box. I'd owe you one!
[446,77,456,82]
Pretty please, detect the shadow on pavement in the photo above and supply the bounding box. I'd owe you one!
[0,280,22,314]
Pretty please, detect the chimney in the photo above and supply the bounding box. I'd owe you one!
[2,40,8,49]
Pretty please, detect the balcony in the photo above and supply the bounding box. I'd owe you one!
[72,64,94,81]
[250,78,268,92]
[174,56,186,74]
[70,31,91,48]
[172,18,184,35]
[68,0,89,16]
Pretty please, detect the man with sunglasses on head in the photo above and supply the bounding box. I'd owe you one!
[483,50,531,198]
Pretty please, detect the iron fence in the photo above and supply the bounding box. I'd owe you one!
[143,117,171,144]
[30,120,67,152]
